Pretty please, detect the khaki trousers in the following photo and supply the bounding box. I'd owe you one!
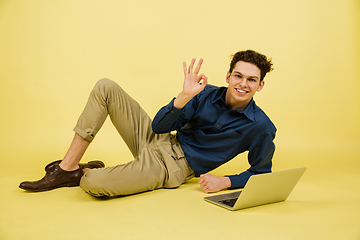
[75,78,194,197]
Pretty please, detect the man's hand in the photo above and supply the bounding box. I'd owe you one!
[174,58,208,109]
[199,173,231,193]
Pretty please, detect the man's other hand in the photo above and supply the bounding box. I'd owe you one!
[198,173,231,193]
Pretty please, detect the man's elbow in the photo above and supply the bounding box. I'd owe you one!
[151,122,160,134]
[151,122,167,134]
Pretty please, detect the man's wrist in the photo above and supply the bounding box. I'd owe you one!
[173,92,194,109]
[222,176,232,189]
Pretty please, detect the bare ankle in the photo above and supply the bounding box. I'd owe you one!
[59,161,80,171]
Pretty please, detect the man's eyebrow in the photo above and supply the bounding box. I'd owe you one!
[233,71,259,79]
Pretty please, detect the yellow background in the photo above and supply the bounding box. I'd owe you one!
[0,0,359,239]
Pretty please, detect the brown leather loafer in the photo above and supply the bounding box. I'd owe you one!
[45,160,105,173]
[19,165,84,192]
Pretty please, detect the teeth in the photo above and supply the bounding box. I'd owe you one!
[236,89,247,93]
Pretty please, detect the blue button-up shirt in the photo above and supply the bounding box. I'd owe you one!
[152,84,276,188]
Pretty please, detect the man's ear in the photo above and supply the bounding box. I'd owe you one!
[226,71,230,84]
[257,80,265,92]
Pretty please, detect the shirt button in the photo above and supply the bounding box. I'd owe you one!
[216,124,220,127]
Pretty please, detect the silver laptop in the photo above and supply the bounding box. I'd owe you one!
[204,167,306,211]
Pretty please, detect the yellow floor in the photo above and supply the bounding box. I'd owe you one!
[1,0,359,239]
[1,140,359,240]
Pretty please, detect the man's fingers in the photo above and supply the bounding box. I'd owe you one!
[198,74,208,83]
[201,182,208,193]
[201,77,208,89]
[188,58,195,73]
[183,62,187,75]
[202,183,212,193]
[198,175,205,185]
[184,58,204,75]
[199,174,209,189]
[198,177,203,184]
[193,58,203,74]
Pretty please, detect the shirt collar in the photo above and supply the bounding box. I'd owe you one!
[213,87,256,121]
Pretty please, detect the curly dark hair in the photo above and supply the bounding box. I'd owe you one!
[229,50,273,81]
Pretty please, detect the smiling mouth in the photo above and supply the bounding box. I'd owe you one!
[236,88,248,94]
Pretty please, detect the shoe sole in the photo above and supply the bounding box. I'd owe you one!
[19,181,80,192]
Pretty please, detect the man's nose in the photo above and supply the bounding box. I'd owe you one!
[239,78,247,87]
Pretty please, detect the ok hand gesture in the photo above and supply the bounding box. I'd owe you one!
[174,58,208,109]
[182,58,208,97]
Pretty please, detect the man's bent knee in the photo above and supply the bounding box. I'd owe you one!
[79,165,166,197]
[79,170,111,197]
[95,78,115,88]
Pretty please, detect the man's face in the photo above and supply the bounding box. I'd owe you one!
[225,61,264,110]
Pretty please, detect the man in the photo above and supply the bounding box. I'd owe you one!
[20,50,276,197]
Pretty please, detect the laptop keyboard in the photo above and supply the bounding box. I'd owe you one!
[219,198,238,207]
